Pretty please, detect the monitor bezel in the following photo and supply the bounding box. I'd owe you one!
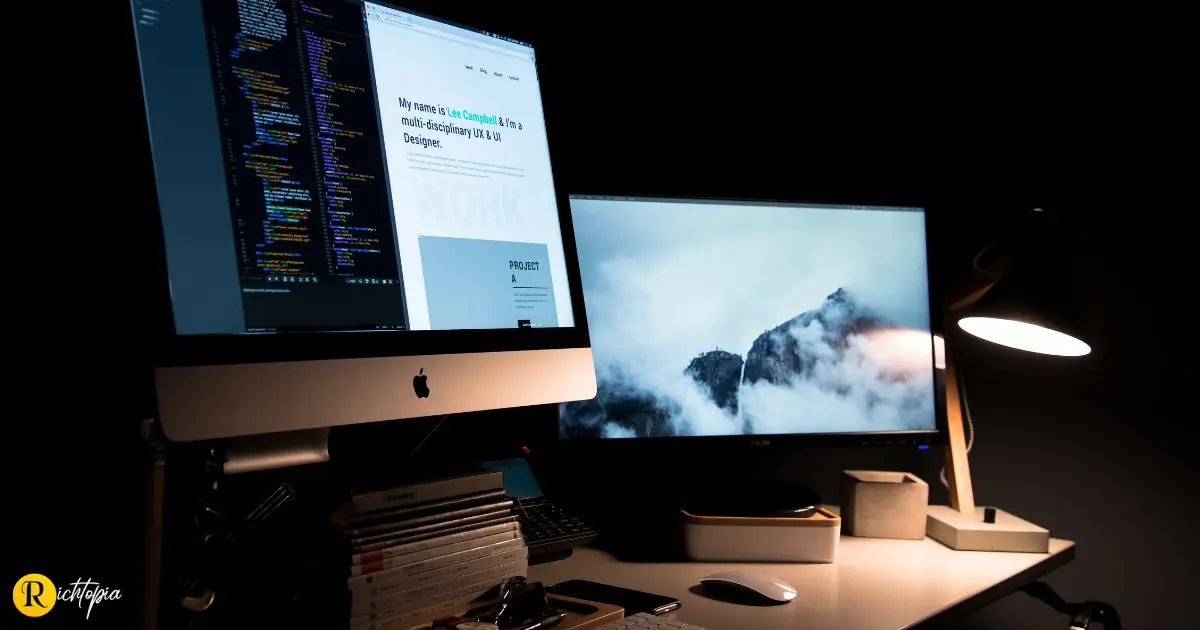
[557,194,947,450]
[132,0,592,369]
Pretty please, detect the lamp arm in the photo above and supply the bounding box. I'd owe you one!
[943,350,975,514]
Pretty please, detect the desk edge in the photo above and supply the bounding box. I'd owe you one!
[911,541,1077,629]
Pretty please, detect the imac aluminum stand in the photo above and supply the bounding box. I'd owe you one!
[222,427,331,474]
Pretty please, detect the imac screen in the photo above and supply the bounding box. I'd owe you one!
[561,197,936,439]
[132,1,573,334]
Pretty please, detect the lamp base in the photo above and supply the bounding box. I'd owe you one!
[926,505,1050,553]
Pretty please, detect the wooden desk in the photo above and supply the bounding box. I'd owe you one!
[530,537,1075,629]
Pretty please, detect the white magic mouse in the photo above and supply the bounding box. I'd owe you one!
[700,571,797,604]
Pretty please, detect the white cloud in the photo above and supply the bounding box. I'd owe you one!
[740,332,935,434]
[602,423,637,439]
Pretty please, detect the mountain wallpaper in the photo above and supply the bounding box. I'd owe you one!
[562,199,937,439]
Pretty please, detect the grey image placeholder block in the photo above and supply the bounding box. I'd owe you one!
[418,236,558,330]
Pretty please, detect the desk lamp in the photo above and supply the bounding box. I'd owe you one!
[927,208,1089,552]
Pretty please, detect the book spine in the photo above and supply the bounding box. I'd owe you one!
[352,471,502,514]
[350,509,513,547]
[349,490,507,528]
[350,543,528,603]
[348,571,523,629]
[349,557,528,617]
[350,529,519,576]
[347,500,514,537]
[352,520,519,565]
[353,515,517,554]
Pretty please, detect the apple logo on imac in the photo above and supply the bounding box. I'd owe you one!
[413,368,430,398]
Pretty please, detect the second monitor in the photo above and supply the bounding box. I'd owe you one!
[561,196,938,443]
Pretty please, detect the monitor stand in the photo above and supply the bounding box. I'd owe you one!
[222,427,330,474]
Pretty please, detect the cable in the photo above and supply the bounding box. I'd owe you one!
[939,367,975,490]
[970,230,1011,276]
[408,414,450,459]
[969,207,1044,276]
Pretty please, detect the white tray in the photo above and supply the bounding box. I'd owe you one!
[681,506,841,563]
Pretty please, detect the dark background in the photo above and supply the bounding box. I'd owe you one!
[9,2,1188,629]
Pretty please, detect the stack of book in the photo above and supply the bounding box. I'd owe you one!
[346,470,528,630]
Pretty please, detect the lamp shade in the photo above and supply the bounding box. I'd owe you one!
[956,212,1090,357]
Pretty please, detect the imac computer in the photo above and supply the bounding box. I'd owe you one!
[131,1,595,441]
[561,196,943,448]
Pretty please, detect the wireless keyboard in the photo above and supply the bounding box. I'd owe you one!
[513,497,597,563]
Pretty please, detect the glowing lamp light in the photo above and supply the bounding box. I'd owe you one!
[958,317,1090,357]
[955,209,1090,358]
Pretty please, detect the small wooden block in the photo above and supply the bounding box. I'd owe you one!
[550,594,624,630]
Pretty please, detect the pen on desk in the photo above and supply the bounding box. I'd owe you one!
[515,612,566,630]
